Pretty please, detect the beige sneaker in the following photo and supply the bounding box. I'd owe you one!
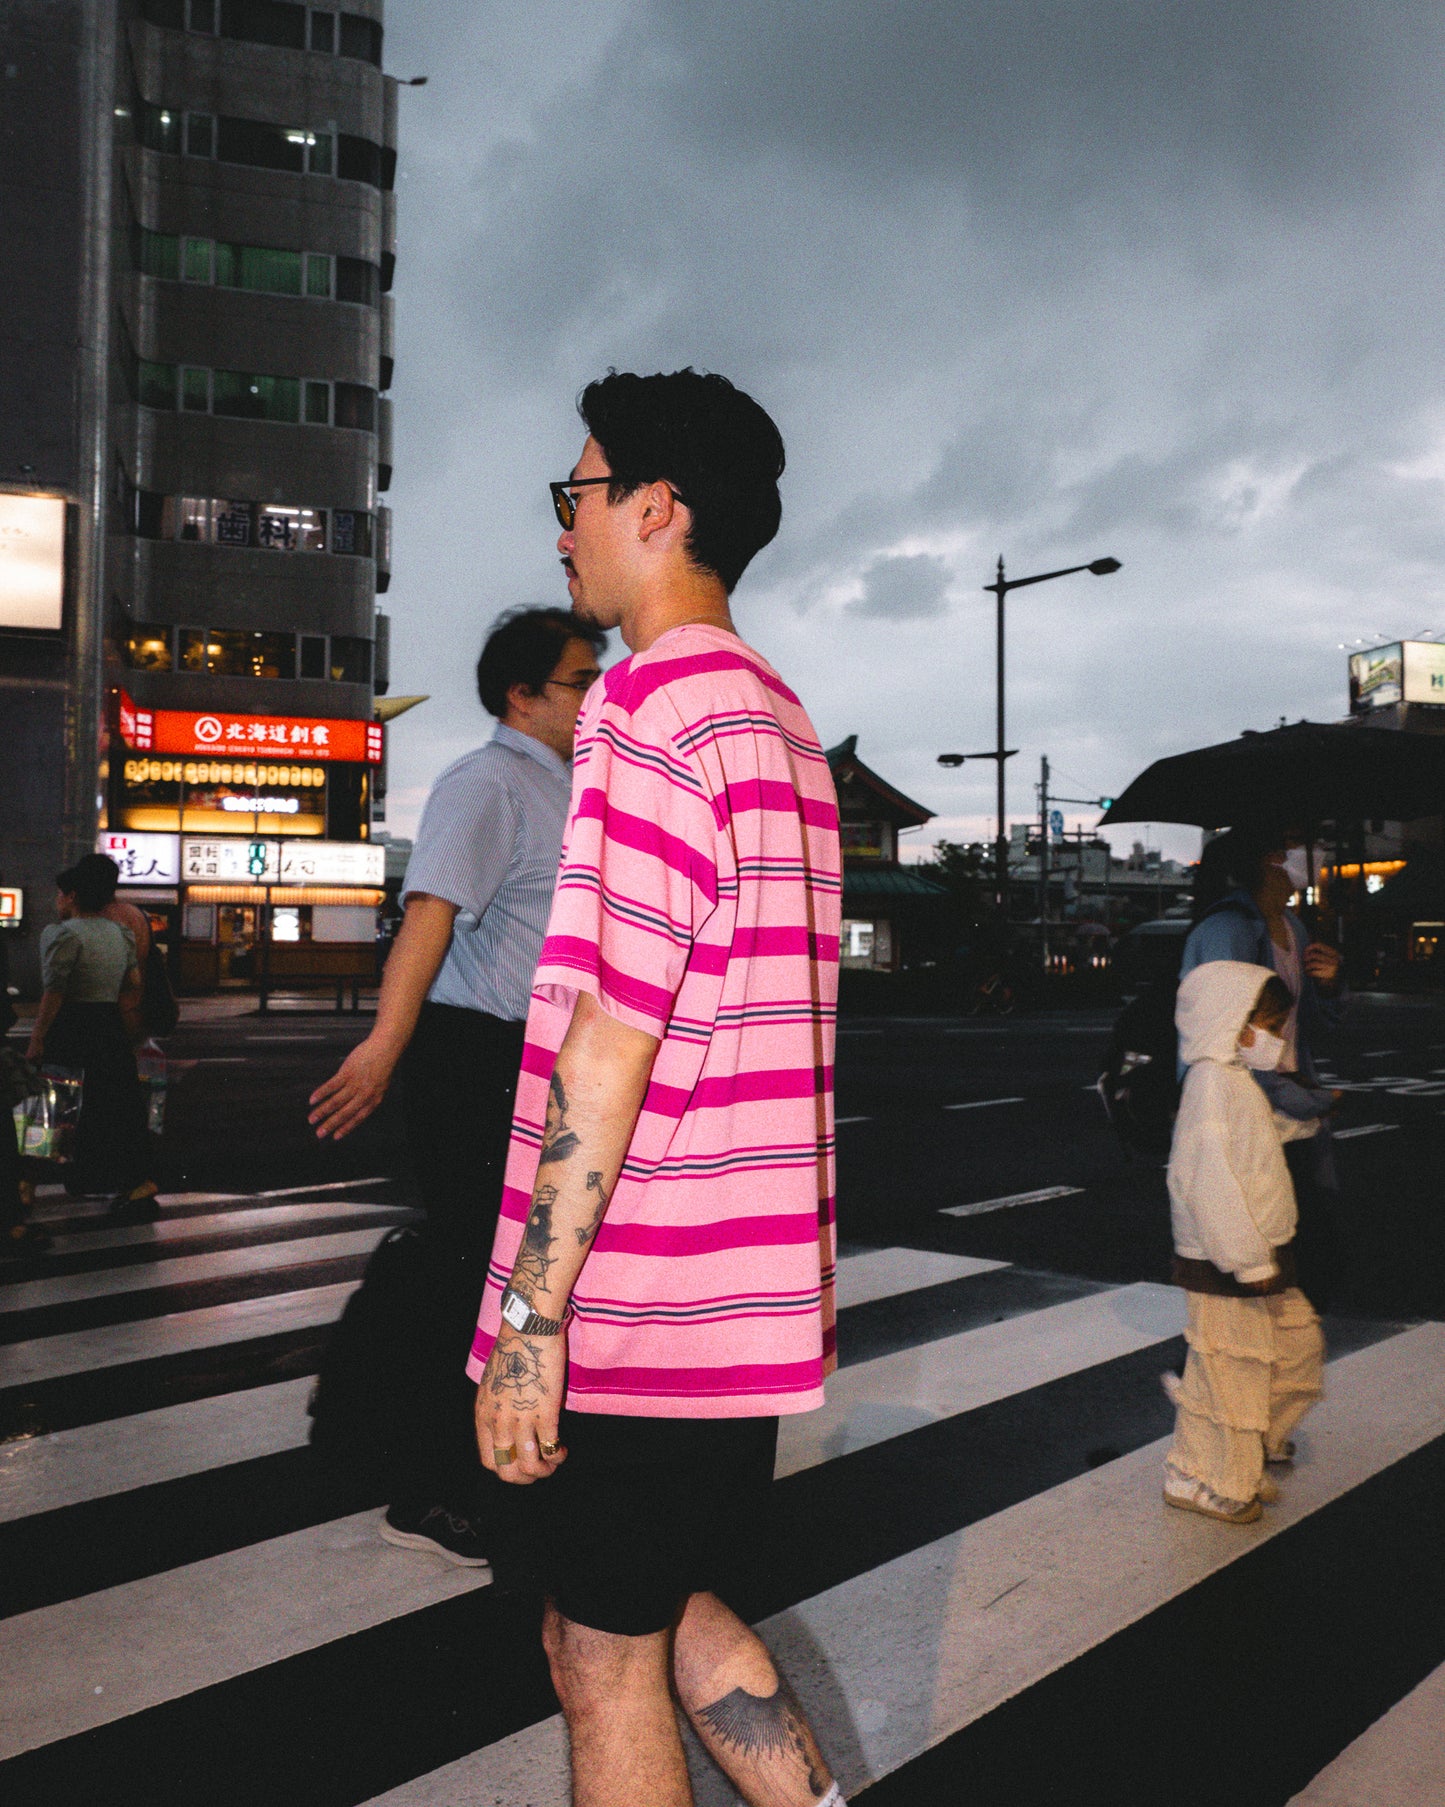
[1256,1473,1281,1505]
[1163,1466,1263,1524]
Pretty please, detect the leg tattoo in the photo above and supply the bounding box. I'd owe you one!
[696,1677,829,1797]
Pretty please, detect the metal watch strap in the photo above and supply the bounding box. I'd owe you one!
[499,1288,567,1336]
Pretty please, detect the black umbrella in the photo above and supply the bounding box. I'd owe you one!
[1101,720,1445,830]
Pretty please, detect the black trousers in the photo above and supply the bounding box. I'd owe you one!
[45,1003,150,1197]
[395,1002,526,1510]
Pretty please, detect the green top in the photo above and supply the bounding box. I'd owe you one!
[40,917,138,1003]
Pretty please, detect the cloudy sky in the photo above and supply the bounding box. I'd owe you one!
[378,0,1445,863]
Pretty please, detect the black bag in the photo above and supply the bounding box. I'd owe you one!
[308,1225,483,1501]
[141,943,180,1037]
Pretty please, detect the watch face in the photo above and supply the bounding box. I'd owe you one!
[501,1291,528,1330]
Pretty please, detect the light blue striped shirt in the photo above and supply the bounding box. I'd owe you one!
[402,723,571,1021]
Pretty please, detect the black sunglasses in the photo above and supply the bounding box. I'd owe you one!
[549,476,687,532]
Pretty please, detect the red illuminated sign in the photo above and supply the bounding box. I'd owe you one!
[118,706,382,764]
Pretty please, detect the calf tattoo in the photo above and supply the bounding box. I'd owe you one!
[538,1071,581,1165]
[514,1184,558,1297]
[696,1678,829,1796]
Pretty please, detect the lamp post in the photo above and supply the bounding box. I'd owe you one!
[939,553,1121,925]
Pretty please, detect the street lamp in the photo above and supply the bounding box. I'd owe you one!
[938,553,1121,922]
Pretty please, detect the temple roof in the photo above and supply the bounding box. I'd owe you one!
[825,734,935,828]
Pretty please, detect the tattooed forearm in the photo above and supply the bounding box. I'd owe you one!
[513,1184,558,1297]
[538,1070,581,1165]
[483,1334,547,1409]
[574,1170,610,1246]
[695,1679,829,1796]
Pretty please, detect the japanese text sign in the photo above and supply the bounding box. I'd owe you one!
[121,708,383,764]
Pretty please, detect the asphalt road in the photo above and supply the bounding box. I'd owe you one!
[152,991,1445,1322]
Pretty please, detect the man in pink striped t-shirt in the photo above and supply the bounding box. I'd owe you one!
[471,371,846,1807]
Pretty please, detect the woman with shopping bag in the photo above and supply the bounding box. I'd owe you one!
[25,854,158,1220]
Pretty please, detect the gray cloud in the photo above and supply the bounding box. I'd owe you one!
[376,0,1445,863]
[849,552,952,620]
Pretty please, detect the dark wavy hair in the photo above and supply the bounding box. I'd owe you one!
[577,369,786,594]
[475,607,606,719]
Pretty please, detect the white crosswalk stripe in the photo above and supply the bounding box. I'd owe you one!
[0,1183,1437,1805]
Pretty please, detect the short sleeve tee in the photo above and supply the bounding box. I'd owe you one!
[40,918,137,1002]
[468,624,842,1418]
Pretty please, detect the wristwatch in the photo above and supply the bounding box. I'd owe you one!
[499,1288,567,1336]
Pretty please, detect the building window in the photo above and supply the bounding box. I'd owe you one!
[139,106,372,184]
[124,625,175,671]
[140,0,381,63]
[137,227,378,305]
[328,635,371,684]
[300,635,327,678]
[840,919,894,970]
[139,492,368,555]
[134,362,375,429]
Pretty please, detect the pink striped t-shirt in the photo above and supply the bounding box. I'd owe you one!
[468,623,841,1417]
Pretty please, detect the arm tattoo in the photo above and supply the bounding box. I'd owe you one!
[513,1184,558,1297]
[484,1335,547,1409]
[575,1170,610,1246]
[695,1679,828,1796]
[538,1070,581,1165]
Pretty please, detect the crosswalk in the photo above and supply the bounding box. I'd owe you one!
[0,1186,1441,1804]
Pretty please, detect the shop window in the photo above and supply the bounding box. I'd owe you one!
[300,635,327,679]
[203,629,298,679]
[329,635,371,684]
[271,907,303,942]
[256,504,325,551]
[125,625,174,671]
[308,8,335,51]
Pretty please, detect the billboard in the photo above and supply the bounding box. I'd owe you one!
[120,705,383,764]
[0,494,65,631]
[1348,644,1403,713]
[96,831,181,885]
[1404,640,1445,705]
[278,840,385,886]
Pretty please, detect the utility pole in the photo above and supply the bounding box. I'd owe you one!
[1037,753,1050,973]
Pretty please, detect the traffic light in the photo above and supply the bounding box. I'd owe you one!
[1098,796,1115,811]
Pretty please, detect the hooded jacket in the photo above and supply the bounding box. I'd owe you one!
[1168,960,1315,1285]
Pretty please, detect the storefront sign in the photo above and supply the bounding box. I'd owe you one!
[122,708,383,764]
[1404,641,1445,705]
[278,840,385,886]
[182,838,281,881]
[0,887,22,926]
[0,494,65,631]
[97,831,181,885]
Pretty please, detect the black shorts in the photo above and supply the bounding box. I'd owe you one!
[528,1410,779,1637]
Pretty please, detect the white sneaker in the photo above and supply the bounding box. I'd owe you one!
[1163,1466,1263,1525]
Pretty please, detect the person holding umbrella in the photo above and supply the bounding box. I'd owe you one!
[1180,827,1345,1308]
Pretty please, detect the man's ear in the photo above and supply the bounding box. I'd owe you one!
[636,480,681,544]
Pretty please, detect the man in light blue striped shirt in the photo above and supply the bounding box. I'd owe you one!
[309,606,605,1565]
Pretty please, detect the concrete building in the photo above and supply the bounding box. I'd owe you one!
[0,0,398,992]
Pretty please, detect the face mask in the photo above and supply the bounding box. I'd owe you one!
[1239,1028,1285,1071]
[1279,847,1310,893]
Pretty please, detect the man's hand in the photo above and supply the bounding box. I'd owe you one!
[1303,941,1342,991]
[309,1035,400,1140]
[475,1325,569,1484]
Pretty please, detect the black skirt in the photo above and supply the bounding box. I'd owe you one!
[45,1002,150,1195]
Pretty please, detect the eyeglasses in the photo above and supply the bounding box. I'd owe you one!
[544,673,600,694]
[548,476,687,531]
